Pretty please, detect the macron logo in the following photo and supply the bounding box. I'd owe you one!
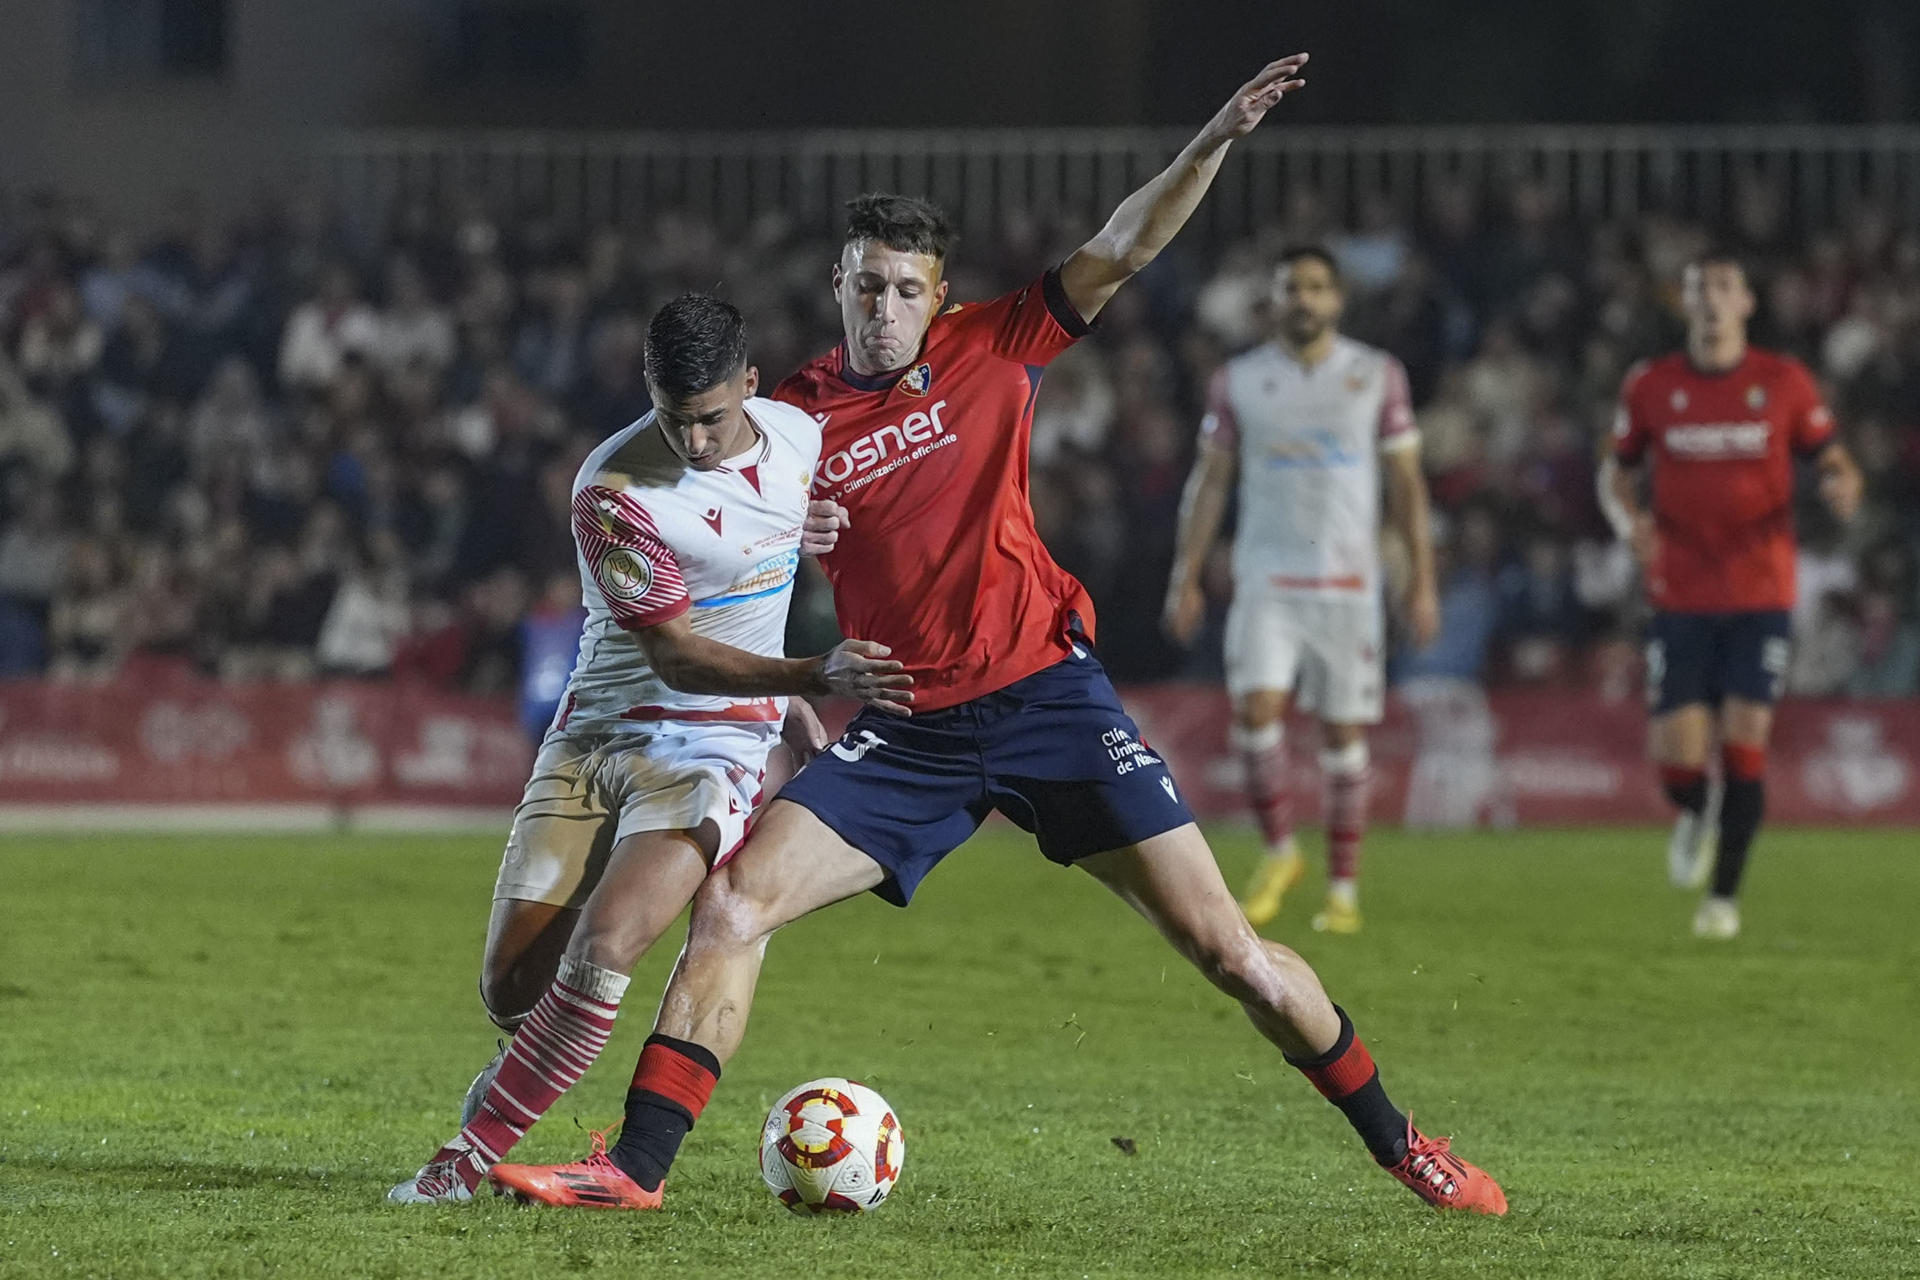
[815,400,951,493]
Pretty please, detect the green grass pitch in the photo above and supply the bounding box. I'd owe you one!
[2,826,1916,1278]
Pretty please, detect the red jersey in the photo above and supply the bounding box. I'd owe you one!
[774,269,1093,711]
[1613,348,1835,612]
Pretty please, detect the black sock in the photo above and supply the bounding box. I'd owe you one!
[1284,1006,1410,1166]
[1712,776,1765,898]
[608,1034,722,1191]
[1662,771,1708,815]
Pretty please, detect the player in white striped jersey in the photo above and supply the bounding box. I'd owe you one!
[1165,246,1439,935]
[391,294,909,1204]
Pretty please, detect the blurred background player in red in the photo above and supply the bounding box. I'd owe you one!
[1601,252,1863,940]
[1164,246,1439,935]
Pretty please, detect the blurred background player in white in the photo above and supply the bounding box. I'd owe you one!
[389,293,910,1204]
[1165,246,1439,934]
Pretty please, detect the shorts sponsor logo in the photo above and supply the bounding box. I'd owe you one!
[815,400,953,495]
[1103,726,1161,775]
[831,729,888,762]
[598,547,652,601]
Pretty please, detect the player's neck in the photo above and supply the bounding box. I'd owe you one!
[729,411,765,462]
[1686,336,1747,375]
[1279,331,1338,368]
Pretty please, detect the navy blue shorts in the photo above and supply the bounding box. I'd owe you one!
[1645,610,1792,714]
[777,645,1196,906]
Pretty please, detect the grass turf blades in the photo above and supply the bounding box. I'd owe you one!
[2,827,1916,1278]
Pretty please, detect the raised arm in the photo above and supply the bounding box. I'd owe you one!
[1058,52,1309,322]
[635,616,913,716]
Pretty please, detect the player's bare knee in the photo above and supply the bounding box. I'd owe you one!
[688,864,774,953]
[1233,690,1285,730]
[568,926,644,979]
[478,966,537,1030]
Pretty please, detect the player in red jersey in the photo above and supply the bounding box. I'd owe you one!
[491,54,1506,1216]
[1601,251,1861,940]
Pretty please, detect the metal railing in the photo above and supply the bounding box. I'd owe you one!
[313,126,1920,241]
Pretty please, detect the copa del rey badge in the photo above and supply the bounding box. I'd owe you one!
[899,362,934,397]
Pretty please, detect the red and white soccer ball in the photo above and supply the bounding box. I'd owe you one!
[759,1078,904,1214]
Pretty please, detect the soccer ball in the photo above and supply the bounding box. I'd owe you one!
[759,1078,904,1214]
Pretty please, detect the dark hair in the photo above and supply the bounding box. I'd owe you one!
[644,293,748,400]
[844,193,955,259]
[1276,244,1343,283]
[1689,247,1747,278]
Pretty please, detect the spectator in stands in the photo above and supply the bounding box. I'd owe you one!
[279,262,380,392]
[45,537,124,679]
[374,256,458,376]
[0,178,1916,707]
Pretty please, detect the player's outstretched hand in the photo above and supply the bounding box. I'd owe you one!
[1201,53,1309,145]
[1162,579,1206,647]
[781,698,831,765]
[801,499,850,556]
[820,639,914,716]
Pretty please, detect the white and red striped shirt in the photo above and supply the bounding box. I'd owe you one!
[558,397,822,733]
[1202,335,1418,599]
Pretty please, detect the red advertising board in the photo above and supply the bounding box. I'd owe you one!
[1,673,1917,826]
[0,673,534,811]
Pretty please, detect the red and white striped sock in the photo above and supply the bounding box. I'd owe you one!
[433,955,629,1189]
[1234,722,1295,851]
[1321,741,1372,890]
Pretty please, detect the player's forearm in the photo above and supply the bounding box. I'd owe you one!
[1170,451,1232,587]
[1388,464,1438,594]
[1085,139,1232,282]
[1598,457,1644,540]
[647,632,827,699]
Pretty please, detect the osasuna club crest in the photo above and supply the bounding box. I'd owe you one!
[899,362,934,397]
[1746,384,1768,410]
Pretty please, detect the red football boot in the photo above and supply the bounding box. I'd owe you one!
[488,1130,664,1211]
[1385,1117,1508,1215]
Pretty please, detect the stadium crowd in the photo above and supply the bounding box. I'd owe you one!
[2,178,1919,698]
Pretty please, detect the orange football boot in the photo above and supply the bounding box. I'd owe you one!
[1385,1118,1508,1215]
[488,1130,664,1210]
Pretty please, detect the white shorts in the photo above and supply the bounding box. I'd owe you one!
[492,723,775,908]
[1223,592,1385,724]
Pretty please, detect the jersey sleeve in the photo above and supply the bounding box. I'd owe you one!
[571,484,690,629]
[1782,359,1838,456]
[1377,355,1420,453]
[1198,366,1238,449]
[1612,361,1655,466]
[969,268,1092,367]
